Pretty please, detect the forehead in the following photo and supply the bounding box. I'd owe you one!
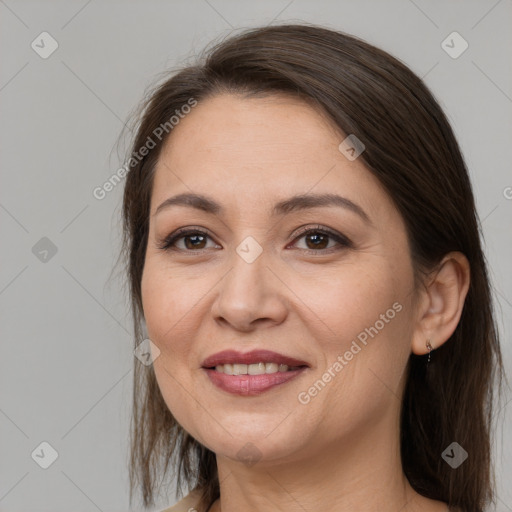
[161,93,341,166]
[150,93,391,222]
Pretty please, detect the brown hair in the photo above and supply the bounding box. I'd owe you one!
[120,23,506,512]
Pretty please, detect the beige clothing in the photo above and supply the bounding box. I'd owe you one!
[159,489,204,512]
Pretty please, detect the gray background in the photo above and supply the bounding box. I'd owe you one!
[1,0,511,510]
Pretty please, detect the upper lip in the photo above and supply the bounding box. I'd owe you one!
[201,349,310,368]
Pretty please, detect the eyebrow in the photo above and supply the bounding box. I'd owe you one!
[154,192,371,224]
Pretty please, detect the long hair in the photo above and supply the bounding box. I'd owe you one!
[119,23,506,512]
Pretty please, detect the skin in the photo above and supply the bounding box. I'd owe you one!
[141,93,470,512]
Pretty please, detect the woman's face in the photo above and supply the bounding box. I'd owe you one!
[141,93,419,465]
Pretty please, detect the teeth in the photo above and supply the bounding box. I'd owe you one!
[213,362,300,374]
[248,362,266,375]
[265,362,278,373]
[232,364,247,376]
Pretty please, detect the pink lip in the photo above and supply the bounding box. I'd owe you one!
[203,367,308,396]
[201,349,309,368]
[201,349,310,396]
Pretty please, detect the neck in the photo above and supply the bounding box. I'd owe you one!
[211,408,441,512]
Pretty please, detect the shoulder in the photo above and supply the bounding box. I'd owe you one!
[159,489,202,512]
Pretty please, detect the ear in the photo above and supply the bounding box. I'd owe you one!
[411,251,471,355]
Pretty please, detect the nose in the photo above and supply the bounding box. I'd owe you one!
[210,246,288,332]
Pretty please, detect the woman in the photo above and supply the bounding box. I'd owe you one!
[120,24,505,512]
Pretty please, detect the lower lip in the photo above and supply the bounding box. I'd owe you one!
[203,367,308,396]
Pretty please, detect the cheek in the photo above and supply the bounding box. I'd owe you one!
[294,258,412,384]
[141,262,212,442]
[291,260,404,347]
[141,260,205,354]
[296,258,414,419]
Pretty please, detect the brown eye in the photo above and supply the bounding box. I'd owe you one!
[158,225,352,254]
[158,228,218,252]
[182,233,207,250]
[291,226,352,253]
[304,232,330,250]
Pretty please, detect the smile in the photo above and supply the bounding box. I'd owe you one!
[212,362,302,375]
[201,349,310,396]
[202,350,309,396]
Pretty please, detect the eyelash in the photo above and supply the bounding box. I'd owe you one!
[157,224,352,255]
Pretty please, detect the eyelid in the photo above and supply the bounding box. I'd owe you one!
[158,224,352,252]
[287,224,352,253]
[156,225,216,252]
[290,224,351,245]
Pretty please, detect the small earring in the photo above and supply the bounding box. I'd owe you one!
[426,339,434,364]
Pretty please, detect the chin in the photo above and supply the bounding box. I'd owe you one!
[192,420,310,467]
